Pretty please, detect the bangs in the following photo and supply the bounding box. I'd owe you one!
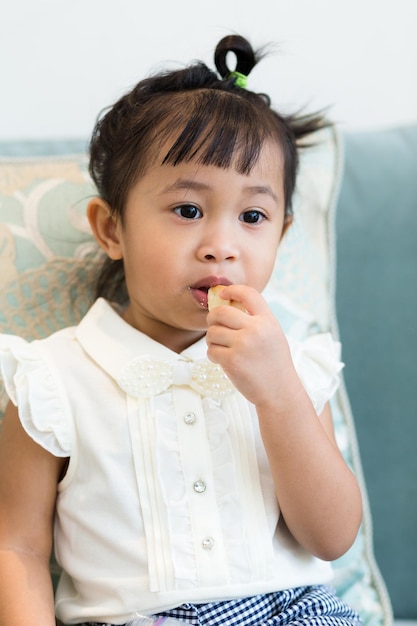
[159,90,273,175]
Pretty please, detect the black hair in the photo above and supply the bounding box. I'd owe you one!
[89,34,328,303]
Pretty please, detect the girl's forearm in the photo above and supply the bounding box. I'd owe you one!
[257,396,363,562]
[0,550,56,626]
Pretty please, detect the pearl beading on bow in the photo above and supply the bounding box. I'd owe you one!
[116,356,235,401]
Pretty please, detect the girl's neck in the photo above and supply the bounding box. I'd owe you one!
[121,308,206,354]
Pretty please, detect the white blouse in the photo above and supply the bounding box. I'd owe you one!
[0,298,343,625]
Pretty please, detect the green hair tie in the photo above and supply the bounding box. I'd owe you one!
[229,71,248,89]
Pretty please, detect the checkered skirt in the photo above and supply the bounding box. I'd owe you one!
[85,584,361,626]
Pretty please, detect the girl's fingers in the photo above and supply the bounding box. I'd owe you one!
[206,306,247,331]
[206,324,235,348]
[214,284,270,316]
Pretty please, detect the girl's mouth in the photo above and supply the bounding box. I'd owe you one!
[189,285,210,309]
[189,285,211,309]
[189,277,231,309]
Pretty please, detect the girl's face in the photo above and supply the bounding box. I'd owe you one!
[98,141,287,352]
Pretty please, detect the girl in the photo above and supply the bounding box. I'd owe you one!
[0,35,363,626]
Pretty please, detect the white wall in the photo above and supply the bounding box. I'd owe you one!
[2,0,417,140]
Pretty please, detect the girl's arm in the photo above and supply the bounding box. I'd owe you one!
[0,401,66,626]
[256,394,362,561]
[206,285,363,562]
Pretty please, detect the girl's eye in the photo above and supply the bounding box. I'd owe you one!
[240,210,266,224]
[174,204,202,220]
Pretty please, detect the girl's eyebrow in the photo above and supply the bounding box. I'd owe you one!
[248,185,279,203]
[163,178,279,202]
[163,179,209,193]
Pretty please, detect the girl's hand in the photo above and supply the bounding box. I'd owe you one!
[206,285,303,409]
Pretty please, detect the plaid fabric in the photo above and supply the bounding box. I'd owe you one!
[84,584,361,626]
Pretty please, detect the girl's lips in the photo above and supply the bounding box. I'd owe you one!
[189,277,232,309]
[190,287,210,308]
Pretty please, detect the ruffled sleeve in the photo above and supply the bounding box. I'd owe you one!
[287,332,344,415]
[0,334,71,457]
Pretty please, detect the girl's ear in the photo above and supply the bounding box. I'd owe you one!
[87,197,123,260]
[281,214,293,239]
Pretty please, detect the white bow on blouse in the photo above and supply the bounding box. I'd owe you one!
[117,355,235,401]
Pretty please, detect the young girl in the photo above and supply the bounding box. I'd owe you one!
[0,35,363,626]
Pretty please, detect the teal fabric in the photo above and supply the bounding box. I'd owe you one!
[0,140,88,157]
[336,125,417,619]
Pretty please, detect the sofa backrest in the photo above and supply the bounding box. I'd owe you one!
[336,124,417,619]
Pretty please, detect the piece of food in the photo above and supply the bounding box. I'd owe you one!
[207,285,246,312]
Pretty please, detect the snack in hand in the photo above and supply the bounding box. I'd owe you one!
[207,285,246,312]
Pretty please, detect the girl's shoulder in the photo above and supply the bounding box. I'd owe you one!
[287,332,344,415]
[0,326,80,457]
[0,323,81,385]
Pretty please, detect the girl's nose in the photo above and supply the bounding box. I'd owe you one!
[197,229,239,263]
